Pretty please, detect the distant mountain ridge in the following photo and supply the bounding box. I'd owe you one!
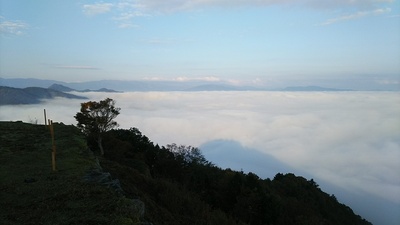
[283,86,353,91]
[0,77,364,92]
[48,84,75,92]
[0,86,87,105]
[48,83,120,93]
[0,78,261,91]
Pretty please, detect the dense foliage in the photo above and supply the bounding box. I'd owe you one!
[75,98,120,155]
[87,127,372,225]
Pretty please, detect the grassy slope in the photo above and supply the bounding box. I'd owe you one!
[0,122,373,225]
[0,122,138,225]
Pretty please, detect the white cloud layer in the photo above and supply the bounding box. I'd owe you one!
[1,91,399,224]
[1,91,399,201]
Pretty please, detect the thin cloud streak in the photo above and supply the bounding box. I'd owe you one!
[133,0,394,12]
[0,17,29,36]
[54,65,100,70]
[321,7,392,25]
[82,3,113,16]
[82,0,394,29]
[82,0,394,13]
[81,0,395,28]
[82,2,147,28]
[117,23,139,29]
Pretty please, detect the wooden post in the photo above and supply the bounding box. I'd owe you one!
[48,120,56,171]
[50,120,54,147]
[44,109,47,127]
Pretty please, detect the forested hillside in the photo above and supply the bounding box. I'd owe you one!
[97,128,372,225]
[0,121,373,225]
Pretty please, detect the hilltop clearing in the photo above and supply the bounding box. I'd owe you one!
[0,122,142,225]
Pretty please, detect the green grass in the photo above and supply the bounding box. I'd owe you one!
[0,122,139,225]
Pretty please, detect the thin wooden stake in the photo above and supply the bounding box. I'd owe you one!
[48,120,57,171]
[50,120,54,146]
[44,109,47,127]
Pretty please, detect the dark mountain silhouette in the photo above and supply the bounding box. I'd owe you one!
[3,77,399,91]
[81,88,120,93]
[282,86,353,91]
[1,77,368,92]
[0,86,87,105]
[48,83,75,92]
[48,83,120,93]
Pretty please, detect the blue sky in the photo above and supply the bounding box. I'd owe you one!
[0,0,399,88]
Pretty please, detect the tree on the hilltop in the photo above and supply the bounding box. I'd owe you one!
[75,98,120,155]
[167,143,209,166]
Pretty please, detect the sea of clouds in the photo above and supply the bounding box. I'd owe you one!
[1,91,399,224]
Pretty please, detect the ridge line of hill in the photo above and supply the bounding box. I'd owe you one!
[0,86,87,105]
[0,121,374,225]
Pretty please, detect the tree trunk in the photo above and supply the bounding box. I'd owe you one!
[97,135,104,156]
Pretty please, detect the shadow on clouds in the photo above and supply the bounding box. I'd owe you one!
[200,139,400,225]
[200,139,299,178]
